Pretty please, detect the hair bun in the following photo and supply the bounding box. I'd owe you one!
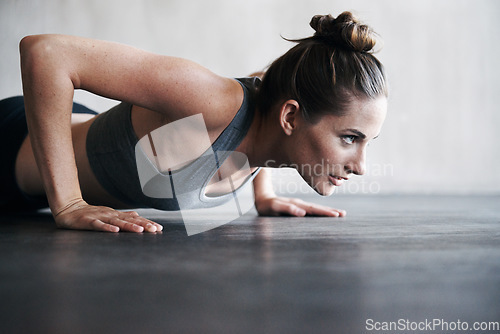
[310,12,377,52]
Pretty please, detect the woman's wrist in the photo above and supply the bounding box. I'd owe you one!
[52,197,88,217]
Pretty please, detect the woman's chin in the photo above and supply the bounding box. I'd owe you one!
[312,182,336,197]
[302,175,336,196]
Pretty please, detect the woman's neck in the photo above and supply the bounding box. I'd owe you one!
[236,109,287,168]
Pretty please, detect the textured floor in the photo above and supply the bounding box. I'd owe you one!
[0,195,499,334]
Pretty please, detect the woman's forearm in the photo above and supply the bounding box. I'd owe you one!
[20,35,83,214]
[253,168,276,201]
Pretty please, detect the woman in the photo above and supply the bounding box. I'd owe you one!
[0,11,388,233]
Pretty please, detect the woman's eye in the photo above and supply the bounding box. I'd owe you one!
[342,135,357,145]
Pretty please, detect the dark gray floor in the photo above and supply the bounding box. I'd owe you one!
[1,195,499,334]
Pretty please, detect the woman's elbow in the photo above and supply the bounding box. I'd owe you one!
[19,35,57,73]
[20,35,44,59]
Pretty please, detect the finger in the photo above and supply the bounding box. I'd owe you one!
[109,217,144,233]
[124,211,140,217]
[288,198,336,215]
[294,202,342,217]
[336,209,347,217]
[129,219,157,233]
[138,217,163,232]
[141,220,163,232]
[123,215,162,232]
[271,200,306,217]
[323,208,346,217]
[293,202,337,216]
[89,218,120,233]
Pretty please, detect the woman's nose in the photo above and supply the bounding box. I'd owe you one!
[345,150,366,176]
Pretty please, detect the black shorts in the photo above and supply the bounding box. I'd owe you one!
[0,96,98,212]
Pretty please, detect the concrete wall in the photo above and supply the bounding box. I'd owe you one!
[1,0,499,194]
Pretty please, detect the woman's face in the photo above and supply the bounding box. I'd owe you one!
[284,95,387,196]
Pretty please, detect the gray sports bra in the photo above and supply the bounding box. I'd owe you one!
[86,77,261,211]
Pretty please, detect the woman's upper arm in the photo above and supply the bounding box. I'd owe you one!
[19,34,236,118]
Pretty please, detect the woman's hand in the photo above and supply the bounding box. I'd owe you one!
[253,169,346,217]
[54,199,163,233]
[255,195,346,217]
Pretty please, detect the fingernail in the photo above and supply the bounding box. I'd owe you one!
[297,209,306,216]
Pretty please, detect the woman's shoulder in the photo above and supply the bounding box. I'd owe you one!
[129,73,246,144]
[204,76,246,132]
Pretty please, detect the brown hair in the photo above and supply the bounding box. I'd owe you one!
[257,11,388,122]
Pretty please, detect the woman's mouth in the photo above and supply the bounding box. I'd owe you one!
[328,174,346,186]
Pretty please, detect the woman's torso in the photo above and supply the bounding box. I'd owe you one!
[15,77,259,209]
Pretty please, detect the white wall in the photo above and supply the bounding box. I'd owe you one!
[1,0,499,194]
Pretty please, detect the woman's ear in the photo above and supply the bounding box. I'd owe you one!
[279,100,300,136]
